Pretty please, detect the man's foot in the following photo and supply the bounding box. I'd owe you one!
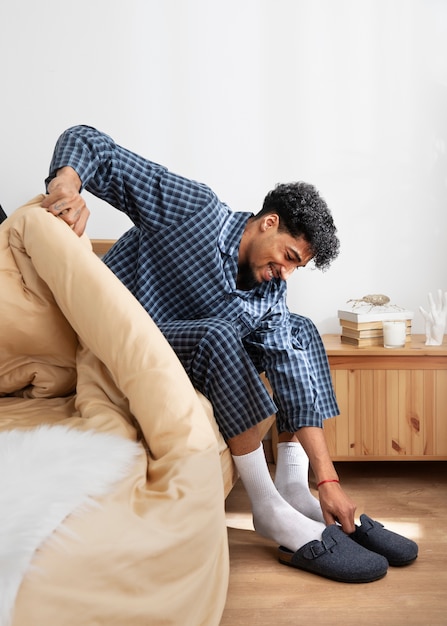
[278,524,389,583]
[252,494,325,552]
[350,514,418,566]
[232,444,325,552]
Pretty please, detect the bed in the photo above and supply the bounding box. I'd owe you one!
[0,196,235,626]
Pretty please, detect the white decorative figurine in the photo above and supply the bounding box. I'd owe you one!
[419,289,447,346]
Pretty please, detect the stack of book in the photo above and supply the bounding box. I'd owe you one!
[338,305,414,347]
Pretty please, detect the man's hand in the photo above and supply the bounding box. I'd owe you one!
[295,426,357,534]
[316,480,357,534]
[41,166,90,236]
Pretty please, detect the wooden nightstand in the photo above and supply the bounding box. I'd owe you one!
[322,334,447,460]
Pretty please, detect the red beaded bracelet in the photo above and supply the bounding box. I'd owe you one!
[316,479,340,489]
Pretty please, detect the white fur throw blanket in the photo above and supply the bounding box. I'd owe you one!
[0,426,139,626]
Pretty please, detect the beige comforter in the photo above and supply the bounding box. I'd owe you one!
[0,196,229,625]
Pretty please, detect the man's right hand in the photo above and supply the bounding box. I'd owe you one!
[41,166,90,236]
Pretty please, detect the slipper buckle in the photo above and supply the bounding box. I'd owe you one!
[309,534,337,559]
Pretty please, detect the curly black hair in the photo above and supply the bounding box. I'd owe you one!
[256,182,340,271]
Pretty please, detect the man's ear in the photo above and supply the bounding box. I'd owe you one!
[262,213,279,231]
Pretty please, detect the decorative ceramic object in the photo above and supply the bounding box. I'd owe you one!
[419,289,447,345]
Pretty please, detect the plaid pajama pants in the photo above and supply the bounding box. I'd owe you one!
[158,314,339,440]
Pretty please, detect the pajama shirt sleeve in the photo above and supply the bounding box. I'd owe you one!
[46,125,216,234]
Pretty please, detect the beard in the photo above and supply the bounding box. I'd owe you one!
[236,261,260,291]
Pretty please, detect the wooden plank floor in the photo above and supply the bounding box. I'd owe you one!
[221,461,447,626]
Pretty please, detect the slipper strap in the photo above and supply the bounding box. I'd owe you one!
[301,533,337,560]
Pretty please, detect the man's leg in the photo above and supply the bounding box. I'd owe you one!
[160,318,391,583]
[274,439,325,523]
[158,319,276,439]
[228,427,325,552]
[159,319,325,551]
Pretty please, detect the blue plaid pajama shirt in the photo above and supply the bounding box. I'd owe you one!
[46,126,339,439]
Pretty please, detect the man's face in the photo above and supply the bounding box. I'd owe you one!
[237,214,314,289]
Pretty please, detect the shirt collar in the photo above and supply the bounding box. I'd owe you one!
[218,211,252,257]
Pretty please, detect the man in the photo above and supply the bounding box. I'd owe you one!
[42,126,415,582]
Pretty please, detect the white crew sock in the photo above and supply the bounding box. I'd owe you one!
[232,444,324,552]
[274,441,325,524]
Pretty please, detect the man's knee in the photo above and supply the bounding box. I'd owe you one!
[200,319,242,351]
[194,320,259,378]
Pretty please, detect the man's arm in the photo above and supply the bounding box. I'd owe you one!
[42,126,127,235]
[42,124,188,238]
[41,125,121,236]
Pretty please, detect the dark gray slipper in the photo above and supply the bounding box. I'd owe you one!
[350,514,418,566]
[278,524,388,583]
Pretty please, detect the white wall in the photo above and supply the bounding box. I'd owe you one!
[1,0,446,334]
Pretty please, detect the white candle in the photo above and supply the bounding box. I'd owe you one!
[383,320,406,348]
